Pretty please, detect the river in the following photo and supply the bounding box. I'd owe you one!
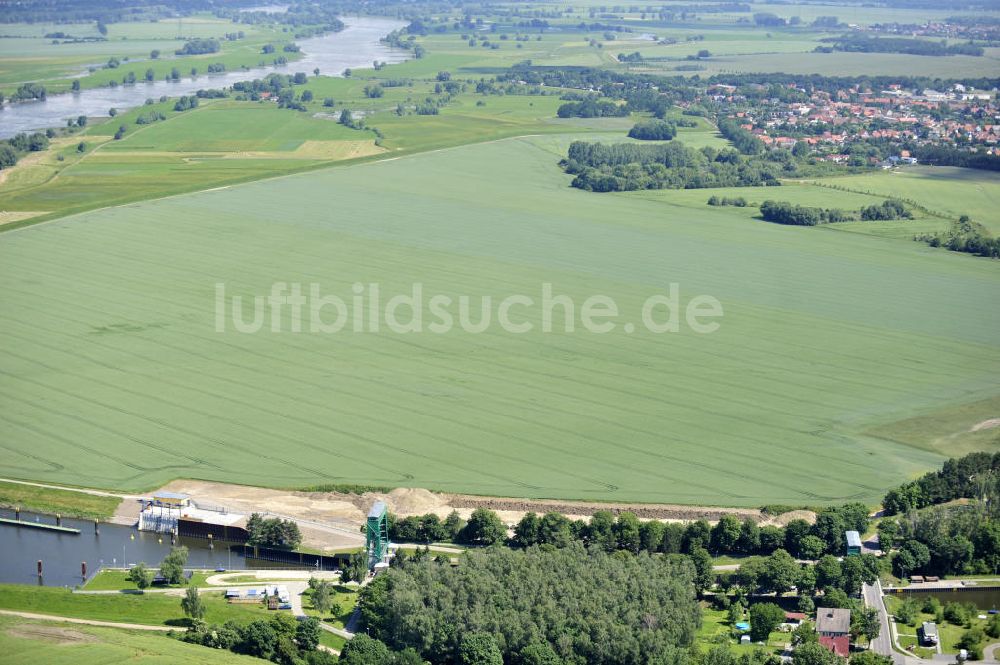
[0,16,407,139]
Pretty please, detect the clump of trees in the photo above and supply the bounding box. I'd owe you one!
[0,131,50,171]
[180,613,331,664]
[135,110,166,125]
[563,140,783,192]
[176,38,220,56]
[174,95,199,112]
[358,542,699,663]
[10,82,47,102]
[860,199,911,221]
[556,98,629,118]
[917,216,999,258]
[628,119,677,140]
[707,195,747,207]
[247,513,302,550]
[759,200,852,226]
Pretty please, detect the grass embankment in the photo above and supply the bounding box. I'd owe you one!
[0,614,266,665]
[0,481,120,520]
[82,570,211,591]
[0,584,268,627]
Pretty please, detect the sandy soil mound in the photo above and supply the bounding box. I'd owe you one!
[769,509,817,526]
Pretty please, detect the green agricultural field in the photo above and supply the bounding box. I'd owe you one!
[0,135,997,506]
[0,615,266,665]
[803,167,1000,236]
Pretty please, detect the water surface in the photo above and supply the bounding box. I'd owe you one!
[0,16,407,139]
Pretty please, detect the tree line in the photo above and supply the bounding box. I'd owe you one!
[758,199,910,226]
[825,34,984,57]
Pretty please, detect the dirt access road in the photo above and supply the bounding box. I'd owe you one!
[155,479,813,552]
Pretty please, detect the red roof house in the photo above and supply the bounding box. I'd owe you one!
[819,635,850,658]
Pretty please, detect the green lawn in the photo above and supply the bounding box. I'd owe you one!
[302,585,359,628]
[885,595,993,657]
[0,584,269,627]
[0,481,120,520]
[1,135,996,505]
[82,570,211,591]
[319,629,348,651]
[0,614,266,665]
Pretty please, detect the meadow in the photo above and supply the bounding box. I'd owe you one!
[0,15,290,97]
[0,585,269,626]
[0,615,266,665]
[0,480,120,519]
[0,135,996,506]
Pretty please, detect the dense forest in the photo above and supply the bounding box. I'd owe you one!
[357,543,700,664]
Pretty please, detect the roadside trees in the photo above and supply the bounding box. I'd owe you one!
[851,606,880,645]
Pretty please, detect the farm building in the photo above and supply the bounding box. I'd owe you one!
[845,530,862,556]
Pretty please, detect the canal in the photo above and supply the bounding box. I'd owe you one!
[0,16,407,138]
[0,508,246,588]
[890,586,1000,611]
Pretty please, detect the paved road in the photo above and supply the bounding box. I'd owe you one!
[863,581,900,663]
[0,609,173,631]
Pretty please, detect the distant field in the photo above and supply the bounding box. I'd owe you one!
[804,167,1000,235]
[639,51,1000,78]
[0,615,264,665]
[0,135,997,505]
